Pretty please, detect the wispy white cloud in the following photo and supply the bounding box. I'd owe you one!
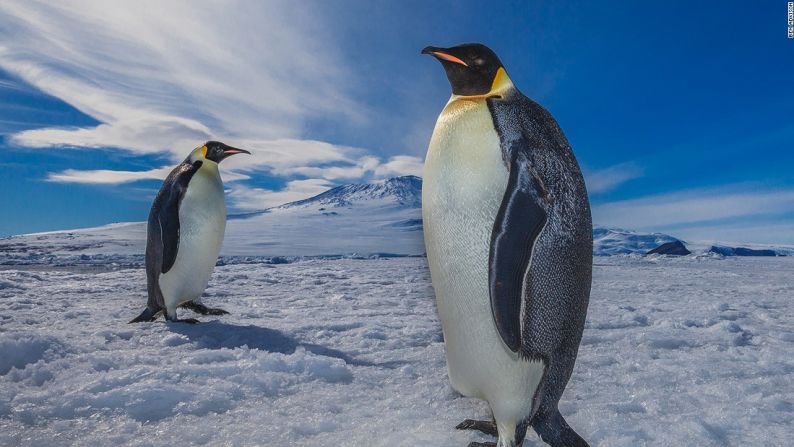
[274,154,424,182]
[0,0,412,207]
[584,162,643,194]
[279,157,381,181]
[593,185,794,233]
[11,117,212,154]
[0,1,361,147]
[47,166,251,184]
[373,155,424,179]
[45,136,423,201]
[47,167,173,184]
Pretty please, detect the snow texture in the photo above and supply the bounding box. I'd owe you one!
[1,256,793,446]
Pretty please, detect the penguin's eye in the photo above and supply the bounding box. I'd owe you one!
[473,58,485,66]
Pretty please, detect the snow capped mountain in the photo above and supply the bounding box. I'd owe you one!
[592,227,681,256]
[272,175,422,211]
[0,176,425,265]
[1,175,791,265]
[222,176,423,257]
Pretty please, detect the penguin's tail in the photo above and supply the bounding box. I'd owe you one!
[129,307,161,323]
[531,408,589,447]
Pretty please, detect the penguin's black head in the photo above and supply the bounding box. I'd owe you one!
[203,141,250,163]
[422,43,505,96]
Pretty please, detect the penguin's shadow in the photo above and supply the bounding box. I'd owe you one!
[169,320,406,369]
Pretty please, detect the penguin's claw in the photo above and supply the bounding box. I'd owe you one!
[129,307,160,323]
[179,301,230,316]
[170,317,200,324]
[456,419,498,437]
[205,307,229,315]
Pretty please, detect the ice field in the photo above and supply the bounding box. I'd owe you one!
[1,255,792,446]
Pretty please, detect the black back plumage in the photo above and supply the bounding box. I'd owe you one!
[487,86,592,358]
[143,159,203,312]
[487,86,592,446]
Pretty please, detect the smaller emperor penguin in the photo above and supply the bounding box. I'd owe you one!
[130,141,250,324]
[422,44,592,447]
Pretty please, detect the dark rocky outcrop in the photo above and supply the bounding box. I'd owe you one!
[646,240,691,256]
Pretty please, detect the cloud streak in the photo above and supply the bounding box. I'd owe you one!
[593,185,794,232]
[47,166,251,184]
[45,136,423,196]
[47,167,173,184]
[584,162,643,194]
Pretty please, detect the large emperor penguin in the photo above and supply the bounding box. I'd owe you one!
[130,141,250,324]
[421,43,592,447]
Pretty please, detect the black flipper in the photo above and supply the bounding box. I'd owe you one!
[143,159,203,317]
[158,160,202,274]
[489,148,548,352]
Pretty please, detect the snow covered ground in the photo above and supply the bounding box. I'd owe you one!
[1,255,792,446]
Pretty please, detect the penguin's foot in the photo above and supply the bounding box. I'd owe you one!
[457,419,498,437]
[466,443,496,447]
[180,301,230,315]
[129,307,161,323]
[164,308,200,324]
[170,317,200,324]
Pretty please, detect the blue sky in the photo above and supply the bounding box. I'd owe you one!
[1,1,792,244]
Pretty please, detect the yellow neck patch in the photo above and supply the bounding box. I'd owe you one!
[490,67,512,94]
[449,67,514,102]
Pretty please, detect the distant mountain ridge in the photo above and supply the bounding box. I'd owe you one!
[708,246,779,257]
[592,227,681,256]
[2,176,791,265]
[276,176,422,210]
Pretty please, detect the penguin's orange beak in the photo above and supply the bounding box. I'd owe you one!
[222,147,250,156]
[430,52,468,67]
[421,46,468,67]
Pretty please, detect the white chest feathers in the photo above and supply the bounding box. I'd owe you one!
[422,97,544,429]
[158,162,226,311]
